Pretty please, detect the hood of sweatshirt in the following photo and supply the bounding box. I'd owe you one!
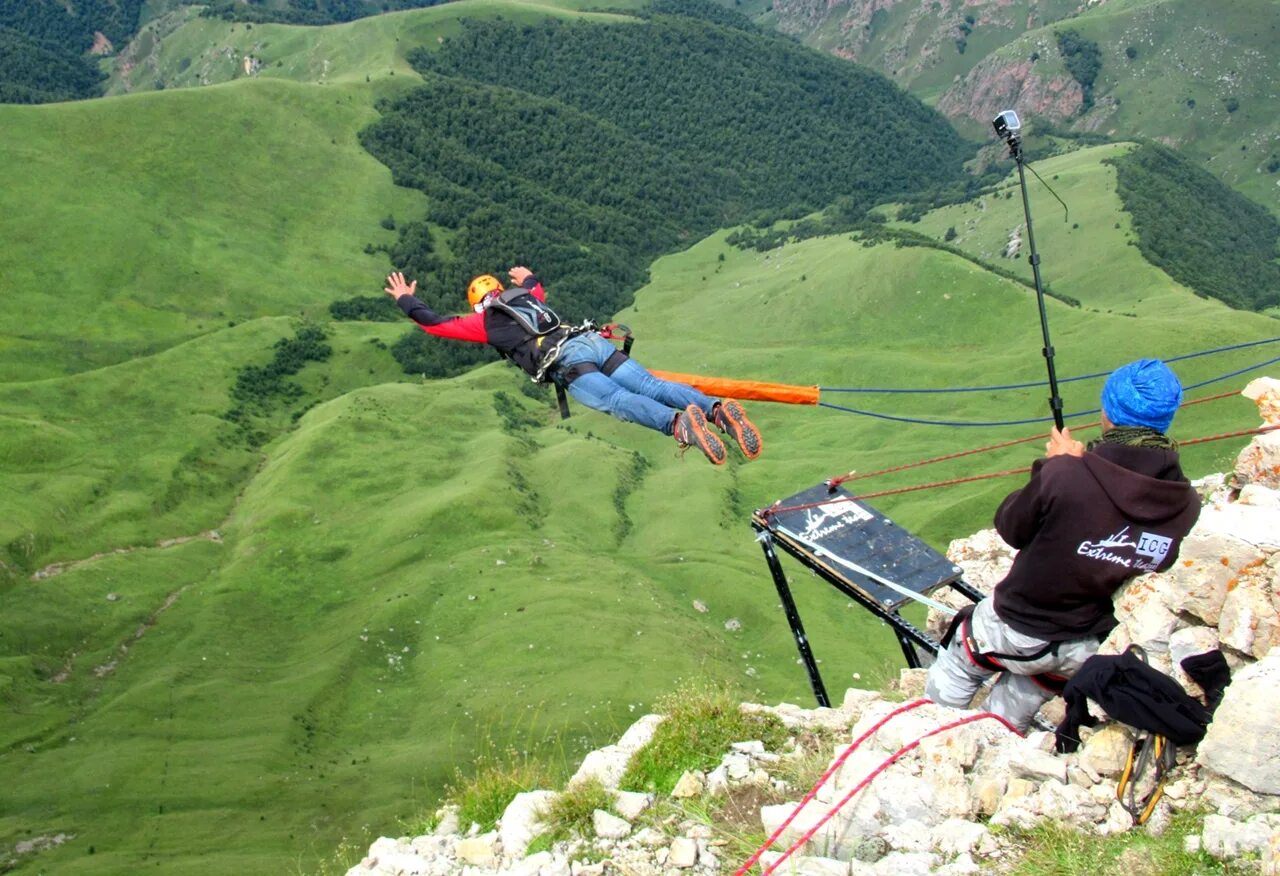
[1081,443,1198,525]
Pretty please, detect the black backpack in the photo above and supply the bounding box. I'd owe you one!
[488,288,562,337]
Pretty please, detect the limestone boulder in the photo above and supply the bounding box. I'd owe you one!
[1236,431,1280,490]
[1198,652,1280,793]
[499,790,557,860]
[569,714,665,789]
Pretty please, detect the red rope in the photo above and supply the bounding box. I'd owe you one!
[758,421,1278,522]
[735,704,1023,876]
[852,467,1030,501]
[1180,422,1279,447]
[827,431,1074,489]
[825,389,1239,490]
[731,699,930,876]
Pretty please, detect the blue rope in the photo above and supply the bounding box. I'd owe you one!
[818,353,1280,428]
[819,336,1280,395]
[816,402,1100,427]
[1183,355,1280,391]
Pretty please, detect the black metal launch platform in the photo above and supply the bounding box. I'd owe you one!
[751,482,985,707]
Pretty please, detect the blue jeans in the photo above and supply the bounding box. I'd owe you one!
[554,333,715,435]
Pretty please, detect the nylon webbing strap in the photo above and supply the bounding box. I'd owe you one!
[772,524,957,616]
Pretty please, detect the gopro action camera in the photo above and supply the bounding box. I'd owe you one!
[992,110,1021,140]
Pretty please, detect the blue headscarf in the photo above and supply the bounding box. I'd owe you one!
[1100,359,1182,433]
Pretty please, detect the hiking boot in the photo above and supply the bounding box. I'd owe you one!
[712,400,762,460]
[673,404,727,465]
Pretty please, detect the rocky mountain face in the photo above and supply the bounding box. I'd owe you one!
[344,380,1280,875]
[767,0,1086,97]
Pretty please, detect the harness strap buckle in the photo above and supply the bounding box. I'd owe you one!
[532,321,598,384]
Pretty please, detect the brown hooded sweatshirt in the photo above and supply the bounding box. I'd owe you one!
[990,442,1201,641]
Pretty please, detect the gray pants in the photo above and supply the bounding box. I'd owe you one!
[925,598,1100,732]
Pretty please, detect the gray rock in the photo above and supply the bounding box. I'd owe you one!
[1081,724,1133,778]
[772,855,850,876]
[931,819,989,856]
[668,836,698,868]
[508,851,553,876]
[723,752,752,780]
[706,765,730,797]
[1201,814,1280,859]
[1219,575,1279,659]
[870,851,938,875]
[880,819,931,853]
[612,790,653,822]
[1008,746,1067,785]
[592,809,631,840]
[670,770,705,799]
[570,714,666,789]
[499,790,557,860]
[1198,653,1280,794]
[455,833,497,868]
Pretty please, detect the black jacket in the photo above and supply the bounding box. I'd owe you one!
[991,442,1200,640]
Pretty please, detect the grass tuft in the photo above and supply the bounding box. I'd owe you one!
[445,743,557,833]
[619,680,789,795]
[536,777,615,845]
[1001,809,1246,876]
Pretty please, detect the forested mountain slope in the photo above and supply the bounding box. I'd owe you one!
[743,0,1280,214]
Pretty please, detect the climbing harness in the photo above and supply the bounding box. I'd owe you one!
[1112,646,1177,824]
[530,321,599,385]
[941,604,1070,693]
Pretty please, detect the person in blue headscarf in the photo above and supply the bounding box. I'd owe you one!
[926,359,1202,732]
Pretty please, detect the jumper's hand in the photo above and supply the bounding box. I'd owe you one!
[1045,425,1084,458]
[384,271,415,300]
[508,266,533,286]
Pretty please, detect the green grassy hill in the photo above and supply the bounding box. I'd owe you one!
[0,79,417,382]
[756,0,1083,104]
[105,1,647,95]
[946,0,1280,213]
[2,5,1279,875]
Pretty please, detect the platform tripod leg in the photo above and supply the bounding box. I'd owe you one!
[759,531,830,707]
[897,631,924,669]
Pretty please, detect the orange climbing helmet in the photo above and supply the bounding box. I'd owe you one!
[466,274,503,310]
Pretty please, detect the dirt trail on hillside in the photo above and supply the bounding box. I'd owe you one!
[32,530,223,581]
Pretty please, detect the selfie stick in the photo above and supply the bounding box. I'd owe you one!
[994,110,1065,431]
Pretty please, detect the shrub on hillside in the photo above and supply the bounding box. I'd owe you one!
[329,296,401,322]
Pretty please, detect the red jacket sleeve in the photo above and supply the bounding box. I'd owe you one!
[417,313,487,343]
[396,295,489,343]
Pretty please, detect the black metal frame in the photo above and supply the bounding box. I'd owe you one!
[751,494,984,707]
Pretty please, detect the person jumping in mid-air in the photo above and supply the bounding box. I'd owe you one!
[383,266,762,465]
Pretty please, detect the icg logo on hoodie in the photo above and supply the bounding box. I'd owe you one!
[1077,525,1173,571]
